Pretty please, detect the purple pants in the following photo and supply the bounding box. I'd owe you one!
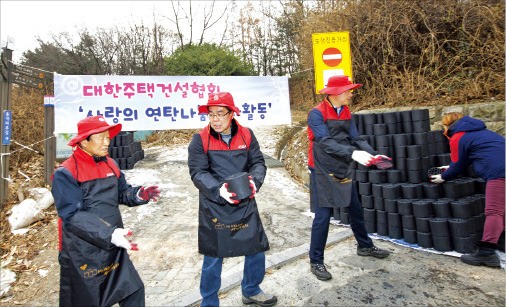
[482,178,505,244]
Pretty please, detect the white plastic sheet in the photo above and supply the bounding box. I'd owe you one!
[8,188,54,231]
[0,268,16,296]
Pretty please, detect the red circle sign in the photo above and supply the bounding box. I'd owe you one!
[322,48,342,67]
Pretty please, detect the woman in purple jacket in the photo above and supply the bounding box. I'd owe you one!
[431,112,505,268]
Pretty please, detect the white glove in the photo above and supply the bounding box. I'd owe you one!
[249,175,257,198]
[438,165,449,171]
[111,228,138,250]
[430,174,445,184]
[351,150,374,166]
[219,183,238,204]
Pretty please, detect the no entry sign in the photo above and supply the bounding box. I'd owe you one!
[322,48,342,67]
[312,32,353,94]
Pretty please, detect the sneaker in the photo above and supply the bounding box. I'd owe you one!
[357,245,390,258]
[310,263,332,281]
[242,290,278,307]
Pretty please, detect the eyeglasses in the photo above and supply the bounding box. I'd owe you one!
[208,111,231,120]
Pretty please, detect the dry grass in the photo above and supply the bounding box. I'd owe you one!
[291,0,504,111]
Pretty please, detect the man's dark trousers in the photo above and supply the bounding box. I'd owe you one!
[309,169,373,264]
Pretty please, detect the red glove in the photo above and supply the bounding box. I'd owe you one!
[367,155,393,169]
[138,186,161,202]
[248,175,257,199]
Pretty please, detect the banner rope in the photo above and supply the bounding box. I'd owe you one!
[1,134,56,182]
[10,135,56,155]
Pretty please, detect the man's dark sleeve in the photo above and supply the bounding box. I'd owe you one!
[117,171,148,207]
[247,129,267,191]
[188,134,227,205]
[68,211,116,250]
[52,168,84,226]
[52,168,115,250]
[349,118,377,155]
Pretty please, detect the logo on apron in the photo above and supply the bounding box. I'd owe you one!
[329,174,352,184]
[83,262,120,278]
[212,217,249,231]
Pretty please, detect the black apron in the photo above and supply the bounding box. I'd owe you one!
[190,123,270,258]
[312,142,353,208]
[59,175,143,307]
[198,195,270,258]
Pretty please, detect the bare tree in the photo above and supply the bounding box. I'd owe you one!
[163,0,231,49]
[198,1,229,45]
[22,21,172,76]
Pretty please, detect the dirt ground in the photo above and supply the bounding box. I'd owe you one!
[0,214,59,305]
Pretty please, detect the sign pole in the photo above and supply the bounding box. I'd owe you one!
[312,32,353,94]
[0,48,13,207]
[44,97,55,184]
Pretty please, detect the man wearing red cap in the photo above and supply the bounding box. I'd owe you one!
[188,92,277,306]
[51,115,161,306]
[307,75,391,281]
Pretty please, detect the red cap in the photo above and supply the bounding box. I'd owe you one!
[198,92,241,115]
[68,115,122,147]
[319,75,362,95]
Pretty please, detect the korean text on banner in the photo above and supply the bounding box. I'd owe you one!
[53,75,291,133]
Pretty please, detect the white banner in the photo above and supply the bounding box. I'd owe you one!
[54,75,291,133]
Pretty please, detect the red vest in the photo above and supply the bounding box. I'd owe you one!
[60,146,120,182]
[307,100,351,168]
[199,122,251,153]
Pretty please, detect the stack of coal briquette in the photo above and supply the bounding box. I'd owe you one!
[331,109,485,254]
[108,131,145,170]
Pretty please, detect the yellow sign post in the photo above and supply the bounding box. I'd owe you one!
[312,31,353,94]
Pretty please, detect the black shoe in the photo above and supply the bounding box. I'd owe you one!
[242,290,278,307]
[461,241,501,268]
[310,263,332,281]
[497,231,505,252]
[357,245,390,258]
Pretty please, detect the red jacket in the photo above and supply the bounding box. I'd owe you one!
[52,146,146,306]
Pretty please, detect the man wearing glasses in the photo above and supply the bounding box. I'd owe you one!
[188,92,277,307]
[51,115,160,306]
